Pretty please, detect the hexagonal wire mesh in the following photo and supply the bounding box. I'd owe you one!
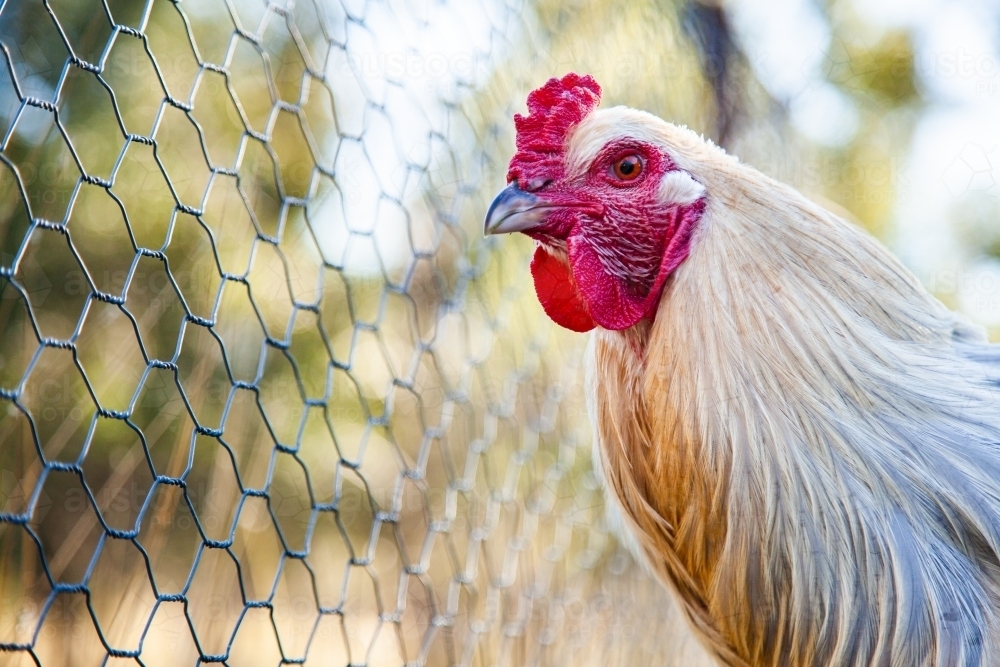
[0,0,691,665]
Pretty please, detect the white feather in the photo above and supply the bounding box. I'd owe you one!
[657,170,705,206]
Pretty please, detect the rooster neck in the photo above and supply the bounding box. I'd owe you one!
[617,318,653,359]
[589,325,741,664]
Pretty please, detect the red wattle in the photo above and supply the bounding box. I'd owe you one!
[562,199,704,332]
[530,247,596,332]
[568,236,648,330]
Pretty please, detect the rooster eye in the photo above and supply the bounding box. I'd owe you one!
[612,155,643,181]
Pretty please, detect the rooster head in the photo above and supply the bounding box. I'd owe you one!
[485,73,707,332]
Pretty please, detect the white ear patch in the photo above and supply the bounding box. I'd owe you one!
[657,170,705,206]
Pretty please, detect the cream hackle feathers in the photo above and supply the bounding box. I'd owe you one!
[581,107,1000,666]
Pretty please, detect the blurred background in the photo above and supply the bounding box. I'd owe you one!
[1,0,999,665]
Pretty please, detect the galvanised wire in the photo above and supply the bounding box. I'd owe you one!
[0,1,629,665]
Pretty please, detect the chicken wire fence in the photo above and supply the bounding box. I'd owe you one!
[0,1,679,665]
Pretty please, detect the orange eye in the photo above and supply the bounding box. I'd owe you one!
[612,154,643,181]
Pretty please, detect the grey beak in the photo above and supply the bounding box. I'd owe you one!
[484,183,547,235]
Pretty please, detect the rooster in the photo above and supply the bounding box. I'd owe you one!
[484,73,1000,667]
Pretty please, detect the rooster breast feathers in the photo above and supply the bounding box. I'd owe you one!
[583,107,1000,666]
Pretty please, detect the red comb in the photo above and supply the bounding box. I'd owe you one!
[507,73,602,186]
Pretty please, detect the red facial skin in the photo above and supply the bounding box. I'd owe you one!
[507,74,706,332]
